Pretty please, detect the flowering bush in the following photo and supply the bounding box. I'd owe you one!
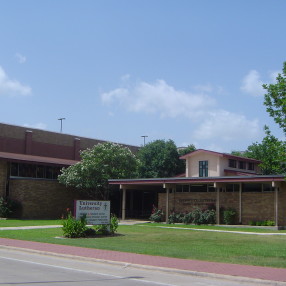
[149,206,164,222]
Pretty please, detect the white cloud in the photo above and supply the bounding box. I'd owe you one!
[241,69,280,97]
[23,122,47,130]
[101,79,215,119]
[15,53,27,64]
[193,110,260,142]
[241,70,264,97]
[0,66,31,96]
[269,70,279,82]
[101,76,262,151]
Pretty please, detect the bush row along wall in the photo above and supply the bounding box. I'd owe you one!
[158,188,286,225]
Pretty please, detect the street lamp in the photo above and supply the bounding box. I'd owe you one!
[141,135,148,146]
[58,118,65,133]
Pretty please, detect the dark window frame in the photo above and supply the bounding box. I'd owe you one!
[199,160,208,177]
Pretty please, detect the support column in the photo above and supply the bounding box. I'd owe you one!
[165,188,169,223]
[122,188,126,220]
[214,182,220,224]
[273,181,279,227]
[239,183,242,224]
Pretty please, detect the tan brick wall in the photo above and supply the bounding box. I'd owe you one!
[158,190,286,226]
[9,178,83,219]
[241,192,275,224]
[0,160,7,197]
[159,192,217,214]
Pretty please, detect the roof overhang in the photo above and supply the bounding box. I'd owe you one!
[0,151,79,166]
[109,174,285,187]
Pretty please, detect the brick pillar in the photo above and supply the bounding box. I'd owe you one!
[25,130,33,155]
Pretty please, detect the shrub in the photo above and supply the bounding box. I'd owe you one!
[94,224,109,235]
[168,212,184,224]
[0,197,17,218]
[265,220,275,226]
[110,214,119,234]
[223,208,236,225]
[62,211,88,238]
[192,208,204,225]
[182,212,193,224]
[149,206,164,222]
[202,209,216,224]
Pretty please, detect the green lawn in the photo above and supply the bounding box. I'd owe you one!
[139,223,286,233]
[0,219,62,227]
[0,222,286,268]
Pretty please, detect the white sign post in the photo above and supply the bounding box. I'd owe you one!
[75,200,110,225]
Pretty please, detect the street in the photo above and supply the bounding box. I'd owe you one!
[0,248,280,286]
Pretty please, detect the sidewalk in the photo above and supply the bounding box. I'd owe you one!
[0,237,286,284]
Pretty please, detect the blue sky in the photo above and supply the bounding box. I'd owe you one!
[0,0,285,152]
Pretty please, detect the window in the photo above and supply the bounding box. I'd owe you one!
[239,161,246,169]
[243,183,262,192]
[248,162,254,170]
[199,161,208,177]
[226,184,239,192]
[228,159,237,168]
[10,163,61,180]
[190,184,207,192]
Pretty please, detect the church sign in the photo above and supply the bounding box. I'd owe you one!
[75,200,110,225]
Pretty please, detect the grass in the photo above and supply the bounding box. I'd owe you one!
[139,223,286,233]
[0,221,286,268]
[0,219,62,227]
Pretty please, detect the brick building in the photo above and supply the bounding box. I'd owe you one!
[110,149,286,228]
[0,122,139,219]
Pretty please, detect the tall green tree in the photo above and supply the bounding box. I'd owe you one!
[58,142,139,198]
[137,139,182,178]
[263,61,286,134]
[243,126,286,175]
[178,144,196,174]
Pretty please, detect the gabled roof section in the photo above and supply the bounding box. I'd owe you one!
[0,151,79,166]
[180,149,261,163]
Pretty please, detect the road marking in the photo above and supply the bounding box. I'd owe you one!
[0,255,178,286]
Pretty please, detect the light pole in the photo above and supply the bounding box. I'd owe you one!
[58,118,65,133]
[141,135,148,146]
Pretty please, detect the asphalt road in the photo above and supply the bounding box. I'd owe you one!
[0,248,279,286]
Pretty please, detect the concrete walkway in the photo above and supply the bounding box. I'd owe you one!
[0,223,286,283]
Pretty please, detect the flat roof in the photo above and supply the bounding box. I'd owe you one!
[0,151,79,166]
[109,174,285,186]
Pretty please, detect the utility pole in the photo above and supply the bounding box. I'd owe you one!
[58,118,65,133]
[141,135,148,146]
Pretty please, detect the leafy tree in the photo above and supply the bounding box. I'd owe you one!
[263,61,286,134]
[177,144,196,174]
[178,144,196,156]
[243,126,286,175]
[137,139,182,178]
[58,142,139,198]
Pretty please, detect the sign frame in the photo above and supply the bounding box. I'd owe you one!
[74,200,111,225]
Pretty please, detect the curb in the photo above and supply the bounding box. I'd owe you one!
[1,244,285,286]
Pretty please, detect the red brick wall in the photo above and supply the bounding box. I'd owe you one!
[0,123,139,160]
